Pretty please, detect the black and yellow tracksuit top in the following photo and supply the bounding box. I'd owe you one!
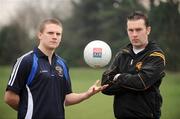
[101,41,166,119]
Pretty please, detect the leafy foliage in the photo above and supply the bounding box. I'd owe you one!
[0,23,32,65]
[0,0,179,71]
[62,0,145,66]
[149,1,180,71]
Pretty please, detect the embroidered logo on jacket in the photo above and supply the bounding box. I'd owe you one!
[135,62,143,71]
[55,66,63,77]
[40,70,48,73]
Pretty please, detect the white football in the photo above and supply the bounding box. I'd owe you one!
[83,40,112,68]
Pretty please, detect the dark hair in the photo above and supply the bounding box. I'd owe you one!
[38,18,63,33]
[127,11,149,27]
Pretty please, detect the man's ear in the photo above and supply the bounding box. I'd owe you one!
[37,32,42,40]
[147,26,151,35]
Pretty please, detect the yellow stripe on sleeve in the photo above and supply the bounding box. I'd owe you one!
[149,52,166,65]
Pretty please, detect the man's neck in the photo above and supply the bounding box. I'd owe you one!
[133,47,144,54]
[38,45,54,64]
[133,41,148,54]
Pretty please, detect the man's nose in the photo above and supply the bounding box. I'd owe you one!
[52,33,58,38]
[132,31,138,37]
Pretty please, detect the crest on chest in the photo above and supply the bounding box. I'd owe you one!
[55,66,63,77]
[135,62,143,71]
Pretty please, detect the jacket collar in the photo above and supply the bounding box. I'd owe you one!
[122,40,156,56]
[33,47,56,60]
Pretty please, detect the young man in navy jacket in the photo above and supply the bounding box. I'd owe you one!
[5,18,107,119]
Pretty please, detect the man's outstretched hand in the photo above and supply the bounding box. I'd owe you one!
[86,80,108,98]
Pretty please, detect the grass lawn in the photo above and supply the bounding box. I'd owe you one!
[0,66,180,119]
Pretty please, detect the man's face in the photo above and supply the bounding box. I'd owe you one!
[38,23,63,50]
[127,19,151,49]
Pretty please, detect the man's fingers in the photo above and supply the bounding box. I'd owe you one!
[93,87,95,92]
[94,80,100,86]
[90,80,108,94]
[101,84,109,90]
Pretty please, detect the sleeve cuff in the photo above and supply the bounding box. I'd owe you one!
[113,74,121,82]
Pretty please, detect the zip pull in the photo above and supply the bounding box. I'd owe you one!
[130,59,133,65]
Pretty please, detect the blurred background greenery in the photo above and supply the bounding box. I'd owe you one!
[0,0,180,118]
[0,0,180,71]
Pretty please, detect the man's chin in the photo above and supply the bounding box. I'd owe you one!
[48,46,58,50]
[132,43,140,46]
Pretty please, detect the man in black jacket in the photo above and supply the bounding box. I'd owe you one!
[101,11,166,119]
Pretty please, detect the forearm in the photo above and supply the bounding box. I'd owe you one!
[103,55,165,92]
[101,83,124,95]
[116,57,165,91]
[65,92,90,106]
[65,80,108,106]
[115,73,147,91]
[101,65,125,95]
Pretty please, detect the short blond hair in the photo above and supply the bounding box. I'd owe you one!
[38,18,63,33]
